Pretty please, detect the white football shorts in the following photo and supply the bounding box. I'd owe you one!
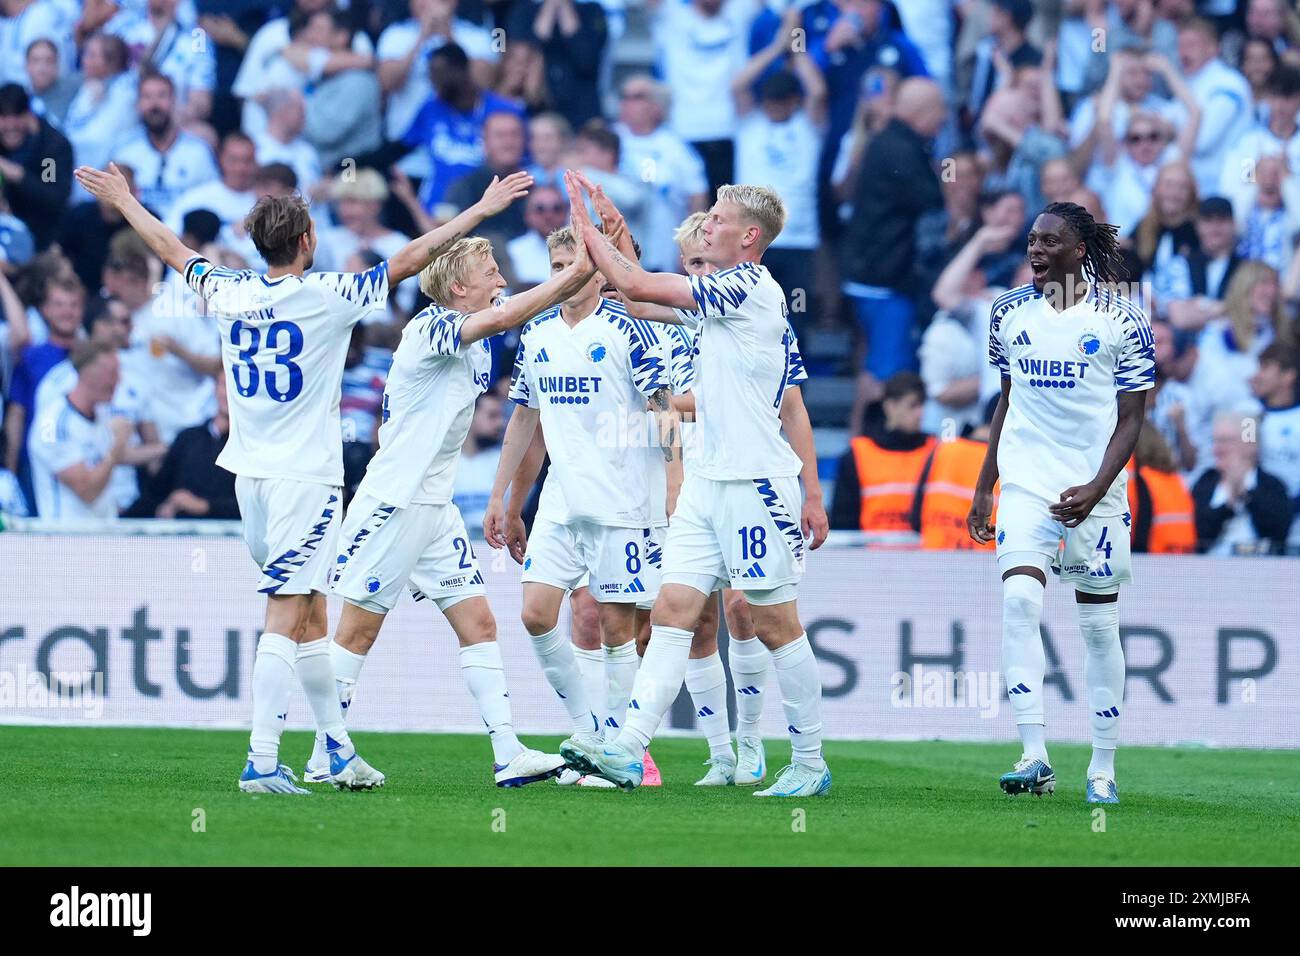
[236,476,342,597]
[522,516,661,604]
[995,483,1133,592]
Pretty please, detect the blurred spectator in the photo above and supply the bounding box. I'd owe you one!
[1172,17,1253,195]
[252,89,321,194]
[452,391,504,532]
[1219,63,1300,212]
[232,0,375,139]
[1078,0,1181,96]
[35,293,164,512]
[964,0,1039,127]
[340,322,391,500]
[107,0,216,126]
[830,370,935,532]
[1149,318,1204,473]
[302,9,384,172]
[60,165,146,292]
[399,42,525,215]
[112,72,218,224]
[1132,158,1199,280]
[1193,410,1291,554]
[1251,342,1300,544]
[128,370,238,519]
[1160,196,1242,318]
[0,83,72,249]
[166,132,258,233]
[1085,52,1200,237]
[527,112,572,190]
[3,272,83,486]
[377,0,501,184]
[0,191,33,274]
[1234,153,1300,272]
[443,110,528,242]
[841,77,945,409]
[1128,422,1197,554]
[1069,46,1175,170]
[23,37,76,126]
[1238,35,1281,108]
[62,33,136,182]
[506,184,569,287]
[731,34,826,325]
[509,0,608,130]
[915,150,981,286]
[27,339,130,521]
[0,0,67,87]
[572,119,649,250]
[321,170,416,313]
[0,265,30,386]
[978,79,1065,217]
[1224,0,1300,67]
[651,0,753,196]
[613,74,707,272]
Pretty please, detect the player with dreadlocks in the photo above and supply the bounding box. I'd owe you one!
[967,202,1155,805]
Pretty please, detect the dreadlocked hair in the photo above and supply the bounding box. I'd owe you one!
[1042,201,1127,288]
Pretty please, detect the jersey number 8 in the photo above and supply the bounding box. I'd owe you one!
[230,320,305,402]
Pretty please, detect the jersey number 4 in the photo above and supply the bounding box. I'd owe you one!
[230,320,304,402]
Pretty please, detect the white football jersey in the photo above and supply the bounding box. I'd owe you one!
[675,264,804,481]
[184,257,390,486]
[356,305,493,508]
[989,283,1155,514]
[510,298,668,527]
[28,397,117,521]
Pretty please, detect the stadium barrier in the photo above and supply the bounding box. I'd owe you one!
[0,528,1295,748]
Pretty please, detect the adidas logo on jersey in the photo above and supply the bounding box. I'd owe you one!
[623,577,647,594]
[534,349,550,363]
[1011,331,1032,347]
[740,563,765,579]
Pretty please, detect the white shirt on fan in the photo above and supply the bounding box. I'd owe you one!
[183,256,390,486]
[653,0,754,143]
[734,109,822,250]
[28,397,117,521]
[510,298,668,527]
[355,305,493,509]
[673,263,804,483]
[989,283,1156,515]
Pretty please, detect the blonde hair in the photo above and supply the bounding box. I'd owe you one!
[419,237,493,303]
[1221,260,1293,352]
[673,211,708,249]
[1134,159,1198,266]
[716,184,786,248]
[546,225,576,252]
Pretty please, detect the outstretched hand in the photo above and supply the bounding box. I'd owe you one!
[74,163,133,210]
[478,171,534,217]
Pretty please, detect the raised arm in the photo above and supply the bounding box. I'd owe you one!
[586,181,686,323]
[1148,52,1202,159]
[568,171,696,312]
[389,171,534,283]
[74,164,197,275]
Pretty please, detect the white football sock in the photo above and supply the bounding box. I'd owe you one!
[529,625,597,733]
[248,633,298,773]
[572,647,607,737]
[459,642,525,766]
[728,634,769,739]
[770,635,825,770]
[686,652,733,760]
[1002,573,1049,763]
[295,637,353,758]
[1079,600,1124,777]
[602,641,639,738]
[312,641,368,764]
[619,625,692,752]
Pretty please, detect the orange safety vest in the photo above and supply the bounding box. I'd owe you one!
[850,435,938,533]
[918,438,997,550]
[1134,466,1197,554]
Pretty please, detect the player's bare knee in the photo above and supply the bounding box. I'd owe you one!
[722,588,754,637]
[520,601,558,636]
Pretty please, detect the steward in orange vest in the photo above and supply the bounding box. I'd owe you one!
[1127,424,1197,553]
[914,437,997,550]
[830,373,936,533]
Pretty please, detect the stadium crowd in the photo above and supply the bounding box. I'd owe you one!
[0,0,1297,556]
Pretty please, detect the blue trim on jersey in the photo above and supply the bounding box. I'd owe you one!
[988,283,1042,373]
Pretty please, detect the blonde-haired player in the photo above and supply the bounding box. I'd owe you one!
[484,221,681,785]
[324,195,599,789]
[562,173,831,796]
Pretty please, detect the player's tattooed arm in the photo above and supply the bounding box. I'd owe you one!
[565,171,695,315]
[390,171,534,283]
[1050,390,1146,528]
[968,376,1011,543]
[649,386,678,463]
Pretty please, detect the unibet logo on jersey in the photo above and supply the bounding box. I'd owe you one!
[509,299,667,527]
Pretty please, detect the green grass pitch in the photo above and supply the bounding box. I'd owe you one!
[4,726,1296,866]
